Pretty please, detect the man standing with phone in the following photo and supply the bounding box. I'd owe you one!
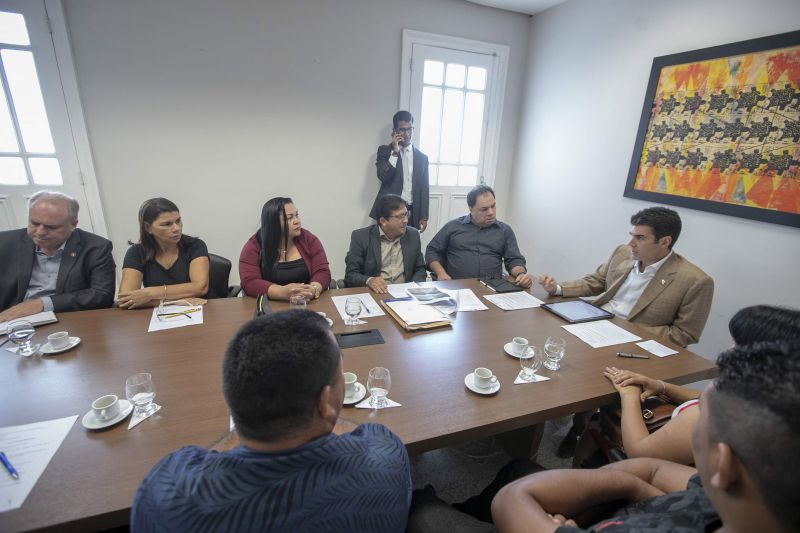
[370,110,430,232]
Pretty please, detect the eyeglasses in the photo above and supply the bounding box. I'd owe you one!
[157,299,201,322]
[394,127,414,134]
[387,212,409,221]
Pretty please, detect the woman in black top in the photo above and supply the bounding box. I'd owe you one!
[117,198,209,309]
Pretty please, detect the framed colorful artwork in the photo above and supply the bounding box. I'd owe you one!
[624,30,800,228]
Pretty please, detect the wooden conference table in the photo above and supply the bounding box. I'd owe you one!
[0,280,717,532]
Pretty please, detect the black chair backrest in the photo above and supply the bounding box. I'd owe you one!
[207,253,232,299]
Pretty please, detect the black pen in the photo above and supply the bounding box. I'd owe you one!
[0,451,19,480]
[617,352,650,359]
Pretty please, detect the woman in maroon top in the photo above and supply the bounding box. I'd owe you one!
[239,197,331,301]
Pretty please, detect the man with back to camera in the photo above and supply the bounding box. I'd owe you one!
[346,194,426,293]
[409,341,800,533]
[0,190,115,322]
[539,206,714,457]
[425,184,533,288]
[131,310,412,532]
[370,110,430,232]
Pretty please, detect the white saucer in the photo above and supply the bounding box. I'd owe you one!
[81,399,133,430]
[40,336,81,355]
[503,342,532,359]
[343,382,367,405]
[465,373,500,395]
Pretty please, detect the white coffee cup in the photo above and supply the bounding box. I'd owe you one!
[344,372,357,396]
[92,394,120,421]
[47,331,70,349]
[473,367,498,389]
[511,337,529,356]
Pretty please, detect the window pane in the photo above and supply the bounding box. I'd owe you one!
[438,164,458,186]
[29,157,62,185]
[2,49,55,153]
[466,66,487,91]
[461,92,484,165]
[419,86,442,161]
[445,63,465,88]
[423,60,443,85]
[0,12,30,46]
[428,163,438,186]
[440,89,464,164]
[0,93,19,151]
[0,156,27,184]
[458,166,478,186]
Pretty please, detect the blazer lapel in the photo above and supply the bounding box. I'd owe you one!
[628,254,678,320]
[17,232,35,302]
[400,231,412,280]
[370,225,382,274]
[594,260,633,306]
[55,231,81,293]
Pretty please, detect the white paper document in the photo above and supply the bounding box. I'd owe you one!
[636,339,679,357]
[0,415,77,513]
[386,282,421,298]
[330,293,385,321]
[561,320,642,348]
[446,289,488,311]
[147,305,204,332]
[384,299,450,325]
[484,291,543,310]
[0,311,57,335]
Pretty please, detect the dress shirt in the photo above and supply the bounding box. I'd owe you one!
[425,215,526,280]
[388,144,414,204]
[600,251,673,319]
[378,227,405,284]
[24,243,67,312]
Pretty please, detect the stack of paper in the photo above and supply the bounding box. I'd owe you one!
[484,291,543,310]
[0,311,57,334]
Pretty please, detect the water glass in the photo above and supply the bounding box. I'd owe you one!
[519,346,543,381]
[289,294,307,310]
[7,319,38,357]
[125,372,157,417]
[344,297,362,325]
[367,367,391,409]
[543,336,566,371]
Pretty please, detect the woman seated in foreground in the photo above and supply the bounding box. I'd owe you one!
[239,197,331,301]
[603,304,800,464]
[117,198,209,309]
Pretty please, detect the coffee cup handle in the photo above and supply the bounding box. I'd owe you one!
[99,408,107,420]
[490,376,497,384]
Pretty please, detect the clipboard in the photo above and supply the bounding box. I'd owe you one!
[379,299,452,331]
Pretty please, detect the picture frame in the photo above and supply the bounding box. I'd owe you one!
[623,30,800,228]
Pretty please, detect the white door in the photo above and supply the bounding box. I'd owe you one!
[0,0,94,231]
[408,43,495,247]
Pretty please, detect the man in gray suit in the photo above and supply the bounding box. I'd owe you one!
[0,191,115,322]
[369,110,430,232]
[346,194,426,293]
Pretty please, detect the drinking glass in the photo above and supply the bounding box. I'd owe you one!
[289,294,307,310]
[125,373,157,418]
[7,320,38,357]
[519,346,543,381]
[367,367,391,409]
[435,289,460,321]
[543,336,566,371]
[344,297,362,325]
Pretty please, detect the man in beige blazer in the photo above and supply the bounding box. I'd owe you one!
[538,206,714,456]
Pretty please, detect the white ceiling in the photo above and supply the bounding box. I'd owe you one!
[465,0,567,15]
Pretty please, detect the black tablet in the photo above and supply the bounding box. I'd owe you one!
[540,300,614,323]
[480,278,523,293]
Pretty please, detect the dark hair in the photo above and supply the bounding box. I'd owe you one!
[376,194,407,221]
[709,341,800,530]
[222,310,340,442]
[467,184,495,208]
[629,207,681,249]
[258,197,293,281]
[392,110,414,129]
[728,305,800,346]
[135,197,195,261]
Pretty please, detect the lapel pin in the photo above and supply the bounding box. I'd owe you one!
[661,279,666,285]
[70,252,76,257]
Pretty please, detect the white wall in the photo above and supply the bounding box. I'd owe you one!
[510,0,800,360]
[61,0,530,283]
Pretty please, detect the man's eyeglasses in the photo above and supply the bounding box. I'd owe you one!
[387,212,409,221]
[394,127,414,134]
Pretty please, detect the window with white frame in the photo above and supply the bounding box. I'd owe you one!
[0,10,62,186]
